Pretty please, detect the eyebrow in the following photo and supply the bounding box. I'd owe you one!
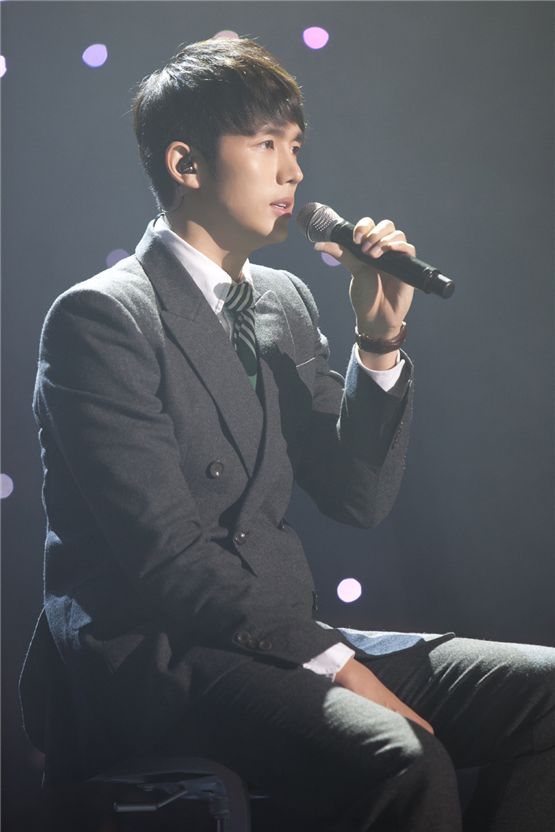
[257,124,305,144]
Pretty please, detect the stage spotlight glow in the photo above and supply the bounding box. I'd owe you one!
[106,249,129,268]
[337,578,362,603]
[321,252,341,268]
[82,44,108,68]
[0,474,14,499]
[0,56,6,78]
[213,30,239,40]
[303,27,330,50]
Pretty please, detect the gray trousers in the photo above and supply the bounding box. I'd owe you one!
[159,636,555,831]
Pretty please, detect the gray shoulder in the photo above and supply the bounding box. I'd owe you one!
[251,264,320,325]
[56,255,156,313]
[44,255,162,338]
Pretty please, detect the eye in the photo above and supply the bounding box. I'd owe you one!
[258,140,301,154]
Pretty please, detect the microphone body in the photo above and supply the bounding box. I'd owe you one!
[297,203,455,299]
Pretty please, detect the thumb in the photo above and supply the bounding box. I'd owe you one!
[313,241,345,261]
[314,241,366,276]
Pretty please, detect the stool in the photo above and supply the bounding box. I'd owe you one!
[90,754,268,831]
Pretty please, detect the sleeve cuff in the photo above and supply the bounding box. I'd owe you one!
[355,345,405,392]
[302,642,355,681]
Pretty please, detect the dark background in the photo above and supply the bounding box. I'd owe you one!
[2,1,554,828]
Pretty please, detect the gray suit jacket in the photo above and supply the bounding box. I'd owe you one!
[21,219,413,779]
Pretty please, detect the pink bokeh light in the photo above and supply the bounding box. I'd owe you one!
[213,30,240,40]
[337,578,362,604]
[302,27,330,51]
[0,56,6,79]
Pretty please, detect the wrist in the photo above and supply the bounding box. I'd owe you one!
[356,321,403,340]
[334,656,357,685]
[355,322,407,356]
[357,346,400,371]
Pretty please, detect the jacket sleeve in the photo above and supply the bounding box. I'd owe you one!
[283,271,413,528]
[34,287,344,666]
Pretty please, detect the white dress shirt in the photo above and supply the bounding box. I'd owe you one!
[153,214,404,680]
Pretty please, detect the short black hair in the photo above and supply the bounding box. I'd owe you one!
[132,37,306,210]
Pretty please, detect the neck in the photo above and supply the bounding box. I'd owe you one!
[165,215,248,283]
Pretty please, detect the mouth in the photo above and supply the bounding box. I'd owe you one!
[270,199,294,216]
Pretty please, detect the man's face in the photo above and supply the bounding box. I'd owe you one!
[197,120,304,253]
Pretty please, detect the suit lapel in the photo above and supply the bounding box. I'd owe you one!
[235,274,299,518]
[135,221,263,477]
[252,283,296,367]
[135,222,298,480]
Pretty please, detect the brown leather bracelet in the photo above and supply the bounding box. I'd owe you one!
[355,322,407,354]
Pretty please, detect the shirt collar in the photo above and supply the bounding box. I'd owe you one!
[152,214,252,317]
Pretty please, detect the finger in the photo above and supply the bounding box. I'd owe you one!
[403,710,435,735]
[366,239,416,260]
[353,217,375,244]
[362,229,406,253]
[358,219,396,249]
[360,222,400,253]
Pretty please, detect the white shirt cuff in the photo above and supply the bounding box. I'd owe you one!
[302,642,355,681]
[355,346,405,393]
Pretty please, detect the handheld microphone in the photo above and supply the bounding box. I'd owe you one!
[296,202,455,299]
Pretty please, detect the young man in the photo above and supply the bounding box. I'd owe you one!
[22,37,554,831]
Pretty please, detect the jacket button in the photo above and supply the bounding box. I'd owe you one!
[277,518,286,530]
[233,530,248,545]
[235,631,251,645]
[312,590,319,613]
[258,639,273,651]
[207,460,224,479]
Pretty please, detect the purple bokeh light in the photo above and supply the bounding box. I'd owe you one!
[337,578,362,604]
[0,474,14,499]
[106,248,129,268]
[82,44,108,68]
[321,252,341,268]
[302,27,330,51]
[0,56,6,79]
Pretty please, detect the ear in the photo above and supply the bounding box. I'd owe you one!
[165,141,201,190]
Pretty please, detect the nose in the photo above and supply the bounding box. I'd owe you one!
[277,150,303,186]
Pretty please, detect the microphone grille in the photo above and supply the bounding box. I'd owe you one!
[296,202,343,243]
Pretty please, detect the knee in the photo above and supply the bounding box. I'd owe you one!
[529,650,555,752]
[345,714,458,795]
[352,724,460,824]
[395,727,458,791]
[319,688,459,800]
[503,643,555,753]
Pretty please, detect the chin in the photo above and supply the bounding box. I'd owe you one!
[252,225,289,248]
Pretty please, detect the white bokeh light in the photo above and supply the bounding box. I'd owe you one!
[337,578,362,603]
[0,474,14,499]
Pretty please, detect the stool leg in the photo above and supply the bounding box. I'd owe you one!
[208,771,251,832]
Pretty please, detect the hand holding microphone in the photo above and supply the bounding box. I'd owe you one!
[296,202,455,300]
[296,202,454,362]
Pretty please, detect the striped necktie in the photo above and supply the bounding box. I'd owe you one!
[224,279,258,389]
